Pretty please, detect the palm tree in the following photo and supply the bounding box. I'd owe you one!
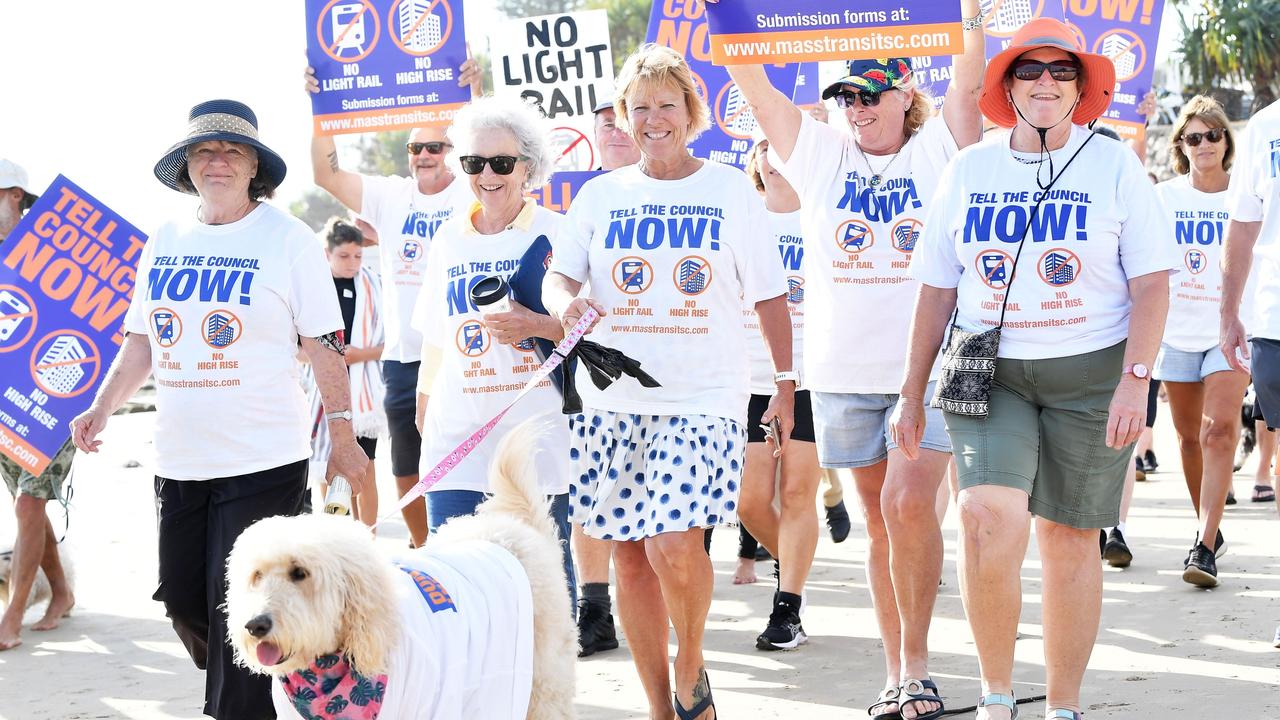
[1176,0,1280,113]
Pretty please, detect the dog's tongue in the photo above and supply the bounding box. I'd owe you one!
[256,641,283,667]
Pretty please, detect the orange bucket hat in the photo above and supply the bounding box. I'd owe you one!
[978,17,1116,129]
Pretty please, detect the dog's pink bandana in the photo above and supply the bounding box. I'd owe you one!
[281,653,386,720]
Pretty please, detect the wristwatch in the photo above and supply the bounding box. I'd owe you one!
[773,371,800,386]
[325,410,354,422]
[1123,363,1150,380]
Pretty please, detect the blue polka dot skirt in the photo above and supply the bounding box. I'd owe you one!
[568,410,746,541]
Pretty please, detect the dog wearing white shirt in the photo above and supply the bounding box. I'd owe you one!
[225,426,576,720]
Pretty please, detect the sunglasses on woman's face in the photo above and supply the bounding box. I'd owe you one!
[1181,128,1225,147]
[833,89,882,109]
[406,141,452,155]
[458,155,527,175]
[1010,59,1081,82]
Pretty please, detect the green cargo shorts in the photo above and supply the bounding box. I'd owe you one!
[0,439,76,502]
[943,341,1131,529]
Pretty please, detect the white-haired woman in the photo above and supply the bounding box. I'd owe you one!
[717,0,985,715]
[1153,96,1243,587]
[411,95,575,593]
[544,44,792,720]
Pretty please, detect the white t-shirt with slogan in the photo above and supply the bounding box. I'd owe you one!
[414,201,569,495]
[1155,175,1249,352]
[362,175,473,363]
[912,126,1178,360]
[123,203,344,480]
[772,111,958,393]
[550,162,787,423]
[743,210,805,395]
[1225,100,1280,340]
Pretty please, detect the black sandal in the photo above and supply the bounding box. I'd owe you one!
[898,678,945,720]
[674,669,715,720]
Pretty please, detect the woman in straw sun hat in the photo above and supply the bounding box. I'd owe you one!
[895,18,1177,720]
[72,99,367,719]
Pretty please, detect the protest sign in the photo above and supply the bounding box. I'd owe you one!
[646,1,798,169]
[305,0,471,135]
[491,9,614,172]
[704,0,962,65]
[0,176,145,474]
[529,171,605,213]
[792,62,821,107]
[1065,0,1166,147]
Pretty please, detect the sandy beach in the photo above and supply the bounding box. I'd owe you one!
[1,407,1278,719]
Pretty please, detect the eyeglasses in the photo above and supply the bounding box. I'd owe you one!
[406,141,452,155]
[1010,59,1081,82]
[832,90,882,109]
[458,155,528,175]
[1181,128,1225,147]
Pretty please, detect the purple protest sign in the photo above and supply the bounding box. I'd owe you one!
[0,176,146,474]
[793,62,821,106]
[1064,0,1166,146]
[529,171,605,214]
[645,2,797,168]
[305,0,471,135]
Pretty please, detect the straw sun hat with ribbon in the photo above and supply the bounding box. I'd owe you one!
[154,99,287,194]
[978,17,1116,129]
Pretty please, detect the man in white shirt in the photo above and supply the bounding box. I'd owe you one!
[306,68,479,547]
[1219,99,1280,648]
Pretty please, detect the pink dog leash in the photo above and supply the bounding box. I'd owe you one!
[374,309,598,528]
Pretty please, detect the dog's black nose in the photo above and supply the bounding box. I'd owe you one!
[245,614,273,638]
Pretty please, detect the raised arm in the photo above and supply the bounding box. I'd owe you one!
[306,66,365,212]
[941,0,986,148]
[724,64,804,163]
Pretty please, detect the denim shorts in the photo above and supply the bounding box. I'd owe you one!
[944,341,1130,529]
[1153,343,1237,382]
[811,381,952,468]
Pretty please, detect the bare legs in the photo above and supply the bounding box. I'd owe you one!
[736,441,822,595]
[1165,372,1250,543]
[0,495,75,650]
[394,475,428,546]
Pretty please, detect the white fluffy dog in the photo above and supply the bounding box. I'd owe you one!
[225,427,576,719]
[0,542,74,613]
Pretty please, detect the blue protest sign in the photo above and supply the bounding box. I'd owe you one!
[704,0,963,64]
[529,171,605,214]
[0,176,146,474]
[646,2,798,168]
[305,0,471,135]
[793,62,821,106]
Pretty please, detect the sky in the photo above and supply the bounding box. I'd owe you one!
[1,1,1185,234]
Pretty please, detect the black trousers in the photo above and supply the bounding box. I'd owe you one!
[153,459,307,720]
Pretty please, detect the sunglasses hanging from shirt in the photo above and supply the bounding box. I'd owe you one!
[932,132,1097,417]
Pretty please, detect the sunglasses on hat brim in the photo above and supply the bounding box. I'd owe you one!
[459,155,529,175]
[406,141,452,155]
[1180,128,1225,147]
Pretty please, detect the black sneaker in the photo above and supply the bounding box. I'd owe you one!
[1134,455,1146,481]
[1098,529,1107,558]
[1226,489,1238,505]
[756,594,807,651]
[1182,543,1219,588]
[1214,529,1227,559]
[576,598,619,657]
[825,500,852,543]
[1102,528,1133,568]
[1143,449,1159,473]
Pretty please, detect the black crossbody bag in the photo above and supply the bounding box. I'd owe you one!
[931,132,1096,417]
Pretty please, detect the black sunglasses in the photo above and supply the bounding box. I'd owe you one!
[406,141,452,155]
[1181,128,1225,147]
[833,89,882,108]
[459,155,528,175]
[1010,59,1081,82]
